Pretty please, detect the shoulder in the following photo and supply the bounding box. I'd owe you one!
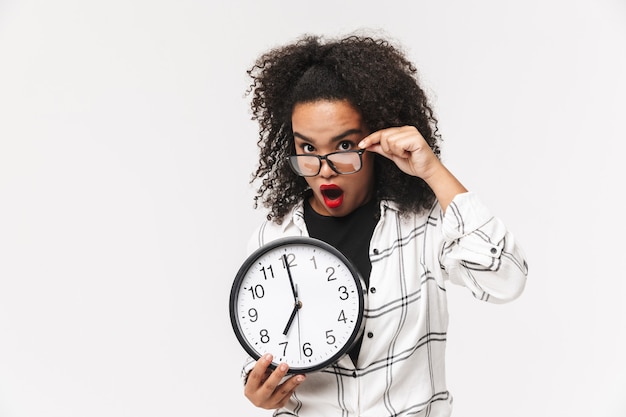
[380,198,444,226]
[246,202,306,254]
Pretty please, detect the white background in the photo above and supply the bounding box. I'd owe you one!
[1,0,625,416]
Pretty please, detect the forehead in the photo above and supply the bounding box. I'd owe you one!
[291,100,364,143]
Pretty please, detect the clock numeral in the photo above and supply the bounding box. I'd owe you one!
[302,342,313,357]
[326,266,336,281]
[247,284,265,300]
[281,253,297,269]
[337,310,347,323]
[338,285,349,300]
[259,264,274,280]
[325,330,336,345]
[279,341,288,356]
[260,329,270,344]
[309,255,317,269]
[248,308,258,322]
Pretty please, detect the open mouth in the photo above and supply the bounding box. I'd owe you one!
[320,184,344,208]
[322,188,342,200]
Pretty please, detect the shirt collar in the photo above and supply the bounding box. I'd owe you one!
[281,199,400,233]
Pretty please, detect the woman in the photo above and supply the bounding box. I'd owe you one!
[239,33,528,417]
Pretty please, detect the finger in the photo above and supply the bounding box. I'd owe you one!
[386,134,419,157]
[261,362,291,395]
[248,362,293,409]
[358,132,391,160]
[358,130,383,149]
[360,127,415,156]
[274,374,306,408]
[361,133,409,160]
[245,353,274,390]
[279,374,306,400]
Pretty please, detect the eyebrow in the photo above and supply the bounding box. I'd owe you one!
[293,128,363,143]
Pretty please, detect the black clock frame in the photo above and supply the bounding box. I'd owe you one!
[229,236,366,373]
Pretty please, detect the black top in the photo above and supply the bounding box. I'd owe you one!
[304,196,379,364]
[304,197,379,287]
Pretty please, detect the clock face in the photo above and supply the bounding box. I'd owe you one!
[230,237,365,373]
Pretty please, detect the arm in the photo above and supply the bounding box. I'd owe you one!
[440,192,528,302]
[360,126,527,302]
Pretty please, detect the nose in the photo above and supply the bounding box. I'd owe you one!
[318,159,337,178]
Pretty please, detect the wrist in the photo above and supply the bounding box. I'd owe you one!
[422,163,467,212]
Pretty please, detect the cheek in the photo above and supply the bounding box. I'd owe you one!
[346,165,375,195]
[359,156,376,183]
[304,177,316,190]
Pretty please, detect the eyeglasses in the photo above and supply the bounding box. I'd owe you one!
[287,149,366,177]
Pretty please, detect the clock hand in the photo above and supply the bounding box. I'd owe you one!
[283,254,298,301]
[296,291,302,360]
[282,254,302,335]
[283,284,302,335]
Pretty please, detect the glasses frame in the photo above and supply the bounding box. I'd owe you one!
[287,149,366,177]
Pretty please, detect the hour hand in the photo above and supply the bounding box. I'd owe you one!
[283,285,302,335]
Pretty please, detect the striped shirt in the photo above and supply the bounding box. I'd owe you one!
[242,192,528,417]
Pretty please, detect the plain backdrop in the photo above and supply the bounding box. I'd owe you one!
[1,0,625,416]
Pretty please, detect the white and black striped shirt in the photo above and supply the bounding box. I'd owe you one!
[243,192,528,417]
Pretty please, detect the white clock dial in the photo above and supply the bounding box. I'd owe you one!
[230,237,365,373]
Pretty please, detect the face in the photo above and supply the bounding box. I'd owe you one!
[291,99,375,217]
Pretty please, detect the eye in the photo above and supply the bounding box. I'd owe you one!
[338,141,353,151]
[301,143,315,154]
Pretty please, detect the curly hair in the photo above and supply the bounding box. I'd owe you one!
[246,34,442,223]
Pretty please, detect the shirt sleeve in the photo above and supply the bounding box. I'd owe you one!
[440,192,528,303]
[240,356,257,386]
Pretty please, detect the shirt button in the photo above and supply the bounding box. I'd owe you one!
[373,248,379,255]
[367,332,374,338]
[490,247,497,254]
[352,371,357,378]
[370,287,376,294]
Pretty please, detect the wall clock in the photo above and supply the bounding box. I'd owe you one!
[229,236,365,373]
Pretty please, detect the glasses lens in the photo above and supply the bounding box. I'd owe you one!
[327,151,362,174]
[287,151,364,176]
[288,155,320,176]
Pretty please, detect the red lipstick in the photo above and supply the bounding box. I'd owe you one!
[320,184,344,209]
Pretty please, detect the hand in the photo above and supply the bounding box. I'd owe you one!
[244,353,306,409]
[359,126,467,211]
[358,126,440,180]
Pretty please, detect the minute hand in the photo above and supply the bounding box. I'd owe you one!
[284,254,298,301]
[282,255,301,335]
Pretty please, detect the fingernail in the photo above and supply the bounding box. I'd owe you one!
[296,375,305,383]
